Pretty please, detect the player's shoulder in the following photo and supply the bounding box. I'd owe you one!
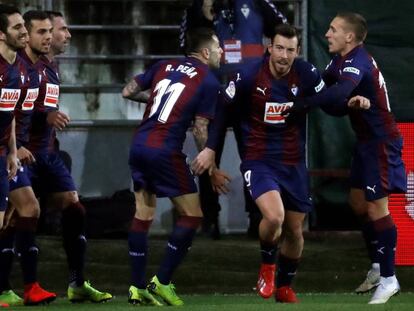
[234,58,264,87]
[293,58,322,85]
[293,58,320,74]
[343,45,371,68]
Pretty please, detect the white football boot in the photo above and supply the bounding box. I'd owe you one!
[368,275,400,304]
[355,264,380,293]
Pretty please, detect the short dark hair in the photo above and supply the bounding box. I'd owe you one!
[271,24,301,47]
[45,10,63,21]
[23,10,49,33]
[185,27,216,55]
[336,12,367,42]
[0,4,20,33]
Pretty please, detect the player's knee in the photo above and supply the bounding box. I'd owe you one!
[178,206,203,218]
[18,199,40,218]
[62,201,86,235]
[366,202,389,221]
[349,197,366,215]
[61,191,79,209]
[284,229,304,247]
[262,214,284,228]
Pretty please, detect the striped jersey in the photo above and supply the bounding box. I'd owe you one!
[14,50,40,149]
[26,55,60,154]
[323,45,400,141]
[230,57,325,164]
[0,53,34,156]
[132,57,220,152]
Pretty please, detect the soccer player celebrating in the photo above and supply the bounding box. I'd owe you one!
[21,10,112,303]
[0,4,30,306]
[198,24,324,303]
[0,10,57,306]
[193,23,369,303]
[323,13,404,304]
[280,12,404,304]
[122,27,222,306]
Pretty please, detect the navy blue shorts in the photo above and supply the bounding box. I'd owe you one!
[9,165,32,192]
[350,137,407,201]
[240,160,312,213]
[129,145,197,198]
[0,156,8,212]
[27,152,76,195]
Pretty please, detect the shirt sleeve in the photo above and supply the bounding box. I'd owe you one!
[205,73,240,151]
[195,75,220,120]
[134,61,164,90]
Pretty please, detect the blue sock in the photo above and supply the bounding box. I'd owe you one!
[62,203,87,286]
[0,227,15,292]
[373,215,397,277]
[15,217,38,285]
[361,220,379,264]
[260,240,277,264]
[129,218,152,289]
[276,254,300,287]
[157,216,201,285]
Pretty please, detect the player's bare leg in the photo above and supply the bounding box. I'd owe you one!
[255,190,284,299]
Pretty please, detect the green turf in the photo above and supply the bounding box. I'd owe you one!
[7,233,414,296]
[10,293,414,311]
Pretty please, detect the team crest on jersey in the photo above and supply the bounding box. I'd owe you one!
[241,4,250,18]
[22,88,39,111]
[290,85,298,96]
[264,102,293,124]
[0,88,21,111]
[44,83,59,107]
[20,73,25,84]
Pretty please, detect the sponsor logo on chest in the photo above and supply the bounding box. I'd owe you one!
[264,102,293,124]
[22,88,39,111]
[0,88,21,111]
[44,83,59,107]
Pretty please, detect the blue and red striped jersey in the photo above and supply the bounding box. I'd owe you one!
[133,57,220,151]
[14,50,40,149]
[323,45,400,141]
[0,53,33,156]
[27,55,60,154]
[232,57,325,164]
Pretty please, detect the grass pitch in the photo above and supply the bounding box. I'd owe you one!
[6,232,414,310]
[12,293,414,311]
